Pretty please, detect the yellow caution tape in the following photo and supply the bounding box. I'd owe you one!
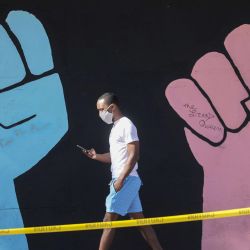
[0,207,250,235]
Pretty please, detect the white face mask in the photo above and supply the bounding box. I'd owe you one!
[99,104,113,124]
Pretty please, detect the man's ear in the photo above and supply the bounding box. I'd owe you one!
[111,104,116,112]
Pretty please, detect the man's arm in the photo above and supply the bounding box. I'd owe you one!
[82,148,111,164]
[95,152,111,163]
[114,141,139,191]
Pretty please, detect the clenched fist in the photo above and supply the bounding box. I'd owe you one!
[0,11,68,250]
[166,25,250,250]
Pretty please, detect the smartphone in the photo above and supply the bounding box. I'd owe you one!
[76,144,88,153]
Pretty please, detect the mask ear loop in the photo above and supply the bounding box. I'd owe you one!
[105,104,113,113]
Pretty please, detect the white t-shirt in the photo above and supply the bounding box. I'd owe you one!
[109,117,139,178]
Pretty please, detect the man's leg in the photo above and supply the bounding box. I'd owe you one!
[99,212,119,250]
[129,212,163,250]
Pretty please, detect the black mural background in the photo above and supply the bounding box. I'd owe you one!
[0,1,249,249]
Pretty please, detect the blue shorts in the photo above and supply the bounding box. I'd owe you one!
[105,176,143,216]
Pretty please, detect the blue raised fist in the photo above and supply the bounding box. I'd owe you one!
[0,11,68,249]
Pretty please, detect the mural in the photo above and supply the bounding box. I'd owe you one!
[0,3,249,250]
[166,25,250,250]
[0,11,68,249]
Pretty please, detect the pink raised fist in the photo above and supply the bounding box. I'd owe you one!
[165,24,250,250]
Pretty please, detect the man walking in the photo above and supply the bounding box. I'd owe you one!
[82,92,163,250]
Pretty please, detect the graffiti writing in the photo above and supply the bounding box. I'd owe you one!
[183,104,223,132]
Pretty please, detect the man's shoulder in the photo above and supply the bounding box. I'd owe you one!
[120,117,135,127]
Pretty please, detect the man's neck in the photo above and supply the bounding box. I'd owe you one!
[113,112,124,123]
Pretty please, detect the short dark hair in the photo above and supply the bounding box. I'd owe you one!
[98,92,120,106]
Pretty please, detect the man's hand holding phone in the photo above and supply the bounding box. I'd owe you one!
[77,145,111,163]
[76,145,97,160]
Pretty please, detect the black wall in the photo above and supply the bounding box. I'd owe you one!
[1,1,249,249]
